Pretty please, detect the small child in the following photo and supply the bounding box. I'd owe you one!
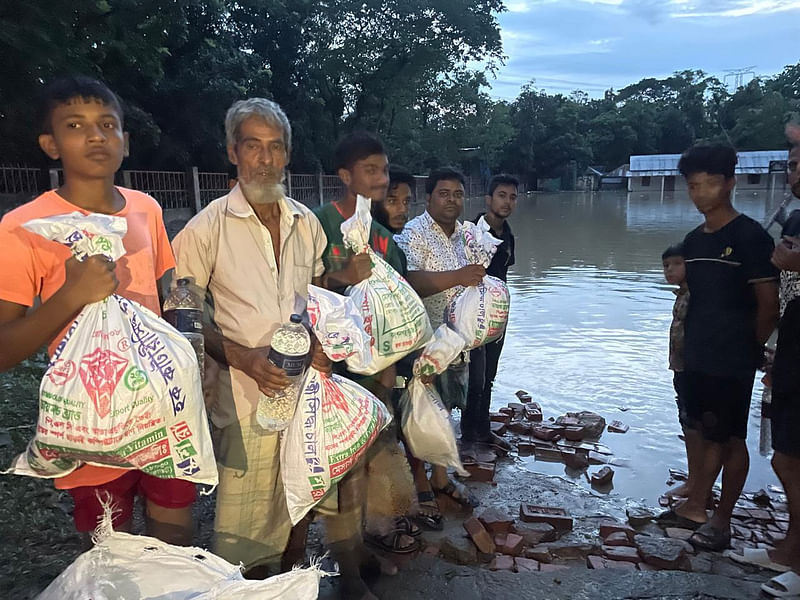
[663,243,693,498]
[0,76,195,548]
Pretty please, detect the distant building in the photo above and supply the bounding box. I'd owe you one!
[627,150,788,193]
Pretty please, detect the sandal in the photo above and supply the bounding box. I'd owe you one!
[433,478,480,509]
[689,522,731,551]
[414,491,444,530]
[724,548,791,573]
[656,509,705,530]
[761,571,800,598]
[364,530,419,555]
[394,515,422,538]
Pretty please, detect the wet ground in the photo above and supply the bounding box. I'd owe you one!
[0,188,793,598]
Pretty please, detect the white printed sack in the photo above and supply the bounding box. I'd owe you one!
[446,217,510,350]
[339,195,432,374]
[400,325,468,475]
[38,517,322,599]
[5,213,216,487]
[281,367,391,524]
[307,284,372,368]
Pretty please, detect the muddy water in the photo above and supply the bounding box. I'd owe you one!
[456,189,785,506]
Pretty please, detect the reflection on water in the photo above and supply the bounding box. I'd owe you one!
[461,190,784,506]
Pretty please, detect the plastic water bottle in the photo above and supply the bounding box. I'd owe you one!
[163,277,205,377]
[256,314,311,432]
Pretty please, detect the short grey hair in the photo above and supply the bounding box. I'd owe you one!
[224,98,292,155]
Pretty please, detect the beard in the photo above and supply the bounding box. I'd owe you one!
[239,178,286,205]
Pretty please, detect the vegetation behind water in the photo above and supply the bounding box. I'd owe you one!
[1,1,797,182]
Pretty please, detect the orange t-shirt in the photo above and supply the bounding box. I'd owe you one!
[0,188,175,489]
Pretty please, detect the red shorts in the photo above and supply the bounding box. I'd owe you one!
[68,471,196,532]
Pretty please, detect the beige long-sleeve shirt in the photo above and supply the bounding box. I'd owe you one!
[172,185,326,427]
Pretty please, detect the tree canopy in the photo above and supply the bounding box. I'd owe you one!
[0,1,797,183]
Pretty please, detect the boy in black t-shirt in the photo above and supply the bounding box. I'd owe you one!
[660,144,779,552]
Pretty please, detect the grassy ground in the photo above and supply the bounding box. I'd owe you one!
[0,353,83,599]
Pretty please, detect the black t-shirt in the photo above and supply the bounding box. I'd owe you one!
[683,214,778,377]
[472,213,515,282]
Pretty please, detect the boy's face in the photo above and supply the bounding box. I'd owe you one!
[686,172,735,215]
[486,184,518,220]
[380,182,411,231]
[228,117,287,186]
[663,256,686,286]
[38,98,128,179]
[338,153,389,203]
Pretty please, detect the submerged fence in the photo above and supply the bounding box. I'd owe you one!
[1,164,524,217]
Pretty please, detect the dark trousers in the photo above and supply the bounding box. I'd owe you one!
[461,336,505,442]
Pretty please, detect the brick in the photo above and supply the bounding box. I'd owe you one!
[607,420,629,433]
[601,545,641,563]
[665,527,694,541]
[489,555,515,571]
[599,519,635,542]
[524,545,553,563]
[514,557,540,573]
[561,447,589,469]
[490,421,507,436]
[547,542,597,560]
[523,405,543,422]
[532,425,563,441]
[500,533,524,556]
[439,535,478,565]
[499,407,514,417]
[464,462,495,482]
[534,445,563,461]
[515,390,533,402]
[507,421,532,435]
[513,522,558,545]
[588,555,637,570]
[490,412,511,425]
[588,451,608,465]
[562,425,587,441]
[590,466,614,486]
[748,509,772,522]
[517,441,536,455]
[603,532,634,546]
[478,508,515,536]
[520,504,573,530]
[539,564,570,572]
[463,517,496,554]
[493,534,507,548]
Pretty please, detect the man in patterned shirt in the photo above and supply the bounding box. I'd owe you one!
[395,167,484,520]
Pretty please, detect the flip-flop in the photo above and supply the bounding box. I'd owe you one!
[724,548,791,573]
[433,478,480,509]
[655,509,705,530]
[364,531,419,555]
[689,522,731,551]
[761,571,800,598]
[394,515,422,538]
[414,491,444,530]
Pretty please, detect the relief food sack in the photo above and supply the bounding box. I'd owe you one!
[280,367,391,524]
[445,218,510,350]
[339,195,432,374]
[4,213,217,487]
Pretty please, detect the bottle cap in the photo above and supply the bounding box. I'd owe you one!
[290,314,303,324]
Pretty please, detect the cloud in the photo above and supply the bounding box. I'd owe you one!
[506,1,532,12]
[487,0,798,100]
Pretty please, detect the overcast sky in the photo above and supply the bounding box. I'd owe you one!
[488,0,798,100]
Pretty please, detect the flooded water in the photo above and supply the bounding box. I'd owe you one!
[458,189,786,507]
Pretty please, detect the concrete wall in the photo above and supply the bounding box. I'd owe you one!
[628,173,785,194]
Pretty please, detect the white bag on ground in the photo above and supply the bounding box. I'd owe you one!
[281,366,392,524]
[446,217,510,350]
[37,518,322,600]
[339,195,432,374]
[400,325,468,476]
[5,213,216,487]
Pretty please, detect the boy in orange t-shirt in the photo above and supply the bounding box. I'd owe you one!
[0,76,195,548]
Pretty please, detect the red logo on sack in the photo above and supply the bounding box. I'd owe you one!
[78,348,129,418]
[47,359,77,386]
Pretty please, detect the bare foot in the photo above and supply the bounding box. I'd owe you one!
[666,482,692,498]
[672,499,708,524]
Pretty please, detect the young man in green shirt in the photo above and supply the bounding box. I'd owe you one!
[313,131,419,559]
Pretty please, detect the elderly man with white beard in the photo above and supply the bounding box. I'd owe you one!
[172,100,377,598]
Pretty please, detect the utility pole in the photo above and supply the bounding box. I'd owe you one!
[723,66,756,92]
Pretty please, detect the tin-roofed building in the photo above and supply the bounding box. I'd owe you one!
[628,150,788,193]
